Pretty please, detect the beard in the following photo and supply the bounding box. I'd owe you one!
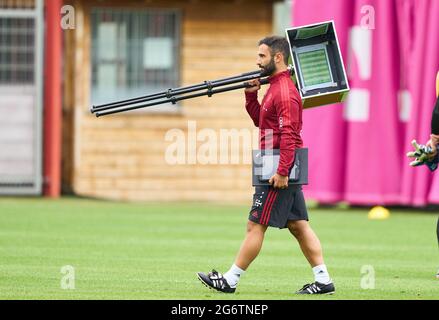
[259,57,276,77]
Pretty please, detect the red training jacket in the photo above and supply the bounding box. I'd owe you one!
[245,70,303,177]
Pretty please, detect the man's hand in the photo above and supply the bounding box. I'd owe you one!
[269,173,289,189]
[245,79,261,93]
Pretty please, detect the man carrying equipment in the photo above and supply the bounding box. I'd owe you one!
[197,36,335,295]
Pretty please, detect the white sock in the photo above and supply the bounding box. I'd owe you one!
[312,264,331,284]
[223,264,245,288]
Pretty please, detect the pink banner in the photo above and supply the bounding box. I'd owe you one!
[293,0,439,206]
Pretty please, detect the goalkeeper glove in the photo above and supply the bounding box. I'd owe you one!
[406,140,438,171]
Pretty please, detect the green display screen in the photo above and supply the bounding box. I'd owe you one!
[297,49,332,87]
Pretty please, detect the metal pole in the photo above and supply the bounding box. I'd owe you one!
[90,69,262,113]
[95,78,270,117]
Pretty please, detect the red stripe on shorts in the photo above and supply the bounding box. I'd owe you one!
[263,190,278,225]
[260,190,275,224]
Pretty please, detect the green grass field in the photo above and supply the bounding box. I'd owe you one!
[0,197,437,300]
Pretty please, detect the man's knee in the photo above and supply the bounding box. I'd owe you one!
[287,220,309,238]
[246,220,268,234]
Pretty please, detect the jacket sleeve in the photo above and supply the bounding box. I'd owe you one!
[275,89,301,177]
[245,91,260,127]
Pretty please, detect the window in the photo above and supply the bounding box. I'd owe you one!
[0,17,35,84]
[91,8,180,109]
[273,0,293,36]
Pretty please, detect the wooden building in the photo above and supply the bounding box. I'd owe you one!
[50,0,294,204]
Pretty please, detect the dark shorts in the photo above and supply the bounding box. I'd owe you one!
[248,185,308,229]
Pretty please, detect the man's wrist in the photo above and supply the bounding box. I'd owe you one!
[245,91,258,99]
[276,169,288,177]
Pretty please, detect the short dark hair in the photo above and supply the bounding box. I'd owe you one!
[258,36,290,65]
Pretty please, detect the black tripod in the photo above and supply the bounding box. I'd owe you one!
[90,66,294,117]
